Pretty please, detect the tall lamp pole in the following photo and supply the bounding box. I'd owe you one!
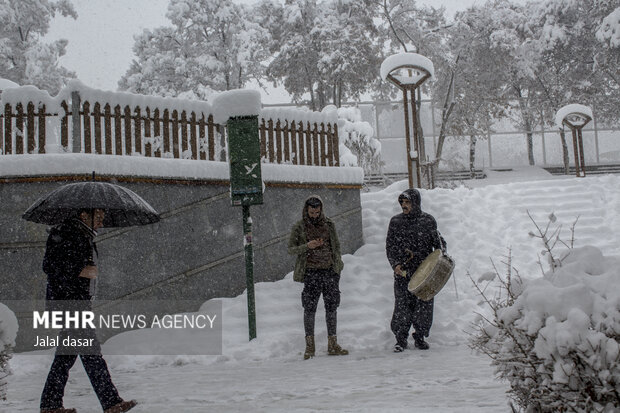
[556,104,593,178]
[380,53,434,188]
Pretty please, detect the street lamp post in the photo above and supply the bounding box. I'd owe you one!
[380,53,434,188]
[556,104,593,178]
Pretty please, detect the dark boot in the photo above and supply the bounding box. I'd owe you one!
[327,336,348,356]
[104,399,137,413]
[413,335,430,350]
[393,343,405,353]
[304,336,315,360]
[41,408,77,413]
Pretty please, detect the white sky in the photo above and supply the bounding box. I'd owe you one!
[45,0,499,100]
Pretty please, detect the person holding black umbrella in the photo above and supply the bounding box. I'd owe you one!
[22,178,159,413]
[39,208,137,413]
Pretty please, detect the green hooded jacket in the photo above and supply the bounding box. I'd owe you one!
[288,196,344,282]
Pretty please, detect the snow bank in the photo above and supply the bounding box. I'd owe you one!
[555,104,593,128]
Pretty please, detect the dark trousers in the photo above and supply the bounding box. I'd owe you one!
[302,268,341,336]
[40,331,122,410]
[391,276,434,347]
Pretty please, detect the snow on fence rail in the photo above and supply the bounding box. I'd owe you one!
[0,82,340,167]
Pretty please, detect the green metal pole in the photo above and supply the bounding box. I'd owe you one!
[243,204,257,340]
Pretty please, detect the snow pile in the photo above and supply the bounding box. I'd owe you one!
[0,303,18,401]
[555,103,593,129]
[471,244,620,411]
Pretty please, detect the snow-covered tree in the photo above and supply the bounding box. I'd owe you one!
[265,0,382,110]
[440,5,510,175]
[313,0,382,107]
[119,0,270,99]
[459,0,543,166]
[528,0,620,126]
[0,0,77,94]
[332,105,382,175]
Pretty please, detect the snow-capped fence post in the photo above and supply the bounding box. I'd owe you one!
[380,52,434,189]
[555,104,593,177]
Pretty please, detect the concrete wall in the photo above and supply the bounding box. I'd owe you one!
[0,173,363,349]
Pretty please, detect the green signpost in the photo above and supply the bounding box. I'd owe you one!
[227,115,263,341]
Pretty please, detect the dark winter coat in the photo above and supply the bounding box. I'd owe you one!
[288,196,344,282]
[386,188,443,280]
[43,218,97,301]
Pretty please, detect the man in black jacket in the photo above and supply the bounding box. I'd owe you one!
[40,209,136,413]
[386,189,444,352]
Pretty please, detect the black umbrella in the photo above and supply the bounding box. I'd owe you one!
[22,181,160,227]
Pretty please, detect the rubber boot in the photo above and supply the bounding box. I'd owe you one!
[327,335,349,356]
[304,336,315,360]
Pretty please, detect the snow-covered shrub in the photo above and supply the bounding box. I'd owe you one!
[326,105,382,175]
[470,215,620,412]
[0,303,18,401]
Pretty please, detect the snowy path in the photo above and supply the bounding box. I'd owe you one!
[6,346,507,412]
[4,170,620,412]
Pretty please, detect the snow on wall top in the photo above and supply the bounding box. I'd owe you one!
[261,106,338,126]
[58,80,213,116]
[0,78,19,90]
[0,154,363,185]
[380,52,435,82]
[212,89,261,124]
[555,104,593,128]
[1,85,56,110]
[0,82,339,128]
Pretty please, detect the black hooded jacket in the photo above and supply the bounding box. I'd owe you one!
[386,189,443,278]
[43,218,96,301]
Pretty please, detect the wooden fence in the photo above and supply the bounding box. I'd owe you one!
[259,118,339,167]
[0,92,340,167]
[0,102,49,155]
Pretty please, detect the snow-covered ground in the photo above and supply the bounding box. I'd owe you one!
[3,166,620,412]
